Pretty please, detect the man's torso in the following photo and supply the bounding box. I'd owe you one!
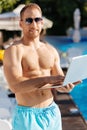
[12,40,56,107]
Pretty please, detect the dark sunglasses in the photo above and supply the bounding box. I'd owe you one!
[23,17,43,25]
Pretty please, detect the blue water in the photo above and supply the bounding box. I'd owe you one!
[70,79,87,120]
[46,36,87,120]
[45,36,87,55]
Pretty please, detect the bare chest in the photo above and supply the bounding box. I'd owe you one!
[22,47,54,72]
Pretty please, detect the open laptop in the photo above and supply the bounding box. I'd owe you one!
[44,55,87,88]
[63,54,87,86]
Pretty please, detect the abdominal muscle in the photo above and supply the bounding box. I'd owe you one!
[16,88,53,108]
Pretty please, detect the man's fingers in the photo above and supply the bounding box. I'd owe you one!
[73,80,82,85]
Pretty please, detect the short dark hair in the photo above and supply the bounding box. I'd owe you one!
[20,3,42,20]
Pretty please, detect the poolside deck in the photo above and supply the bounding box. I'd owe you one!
[55,92,87,130]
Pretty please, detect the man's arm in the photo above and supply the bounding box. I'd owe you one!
[3,45,64,94]
[48,44,78,93]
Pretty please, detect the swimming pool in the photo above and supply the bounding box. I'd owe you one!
[46,36,87,120]
[45,36,87,54]
[70,79,87,120]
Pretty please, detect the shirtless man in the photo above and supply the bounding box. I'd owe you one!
[3,3,79,130]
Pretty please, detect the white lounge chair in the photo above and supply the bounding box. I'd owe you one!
[0,119,12,130]
[0,98,12,111]
[0,87,8,98]
[0,108,11,120]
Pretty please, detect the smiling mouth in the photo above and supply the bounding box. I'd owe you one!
[29,29,38,33]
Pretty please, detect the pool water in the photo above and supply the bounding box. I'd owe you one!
[46,36,87,120]
[46,36,87,54]
[70,79,87,120]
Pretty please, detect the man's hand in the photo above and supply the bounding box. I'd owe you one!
[55,80,82,93]
[50,75,65,86]
[40,75,65,89]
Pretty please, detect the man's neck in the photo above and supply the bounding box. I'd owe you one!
[22,36,42,49]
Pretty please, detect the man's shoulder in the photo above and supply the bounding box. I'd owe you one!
[5,39,23,53]
[45,42,57,51]
[44,42,60,58]
[12,38,22,46]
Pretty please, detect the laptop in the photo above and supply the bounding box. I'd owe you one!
[44,55,87,88]
[63,54,87,86]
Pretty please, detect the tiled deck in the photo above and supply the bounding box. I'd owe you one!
[55,92,87,130]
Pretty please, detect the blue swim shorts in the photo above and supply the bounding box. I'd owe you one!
[12,101,62,130]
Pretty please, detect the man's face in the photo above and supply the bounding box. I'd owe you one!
[20,8,43,39]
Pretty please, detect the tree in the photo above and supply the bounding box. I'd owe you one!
[0,0,20,13]
[30,0,87,35]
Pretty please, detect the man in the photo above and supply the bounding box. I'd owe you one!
[3,3,79,130]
